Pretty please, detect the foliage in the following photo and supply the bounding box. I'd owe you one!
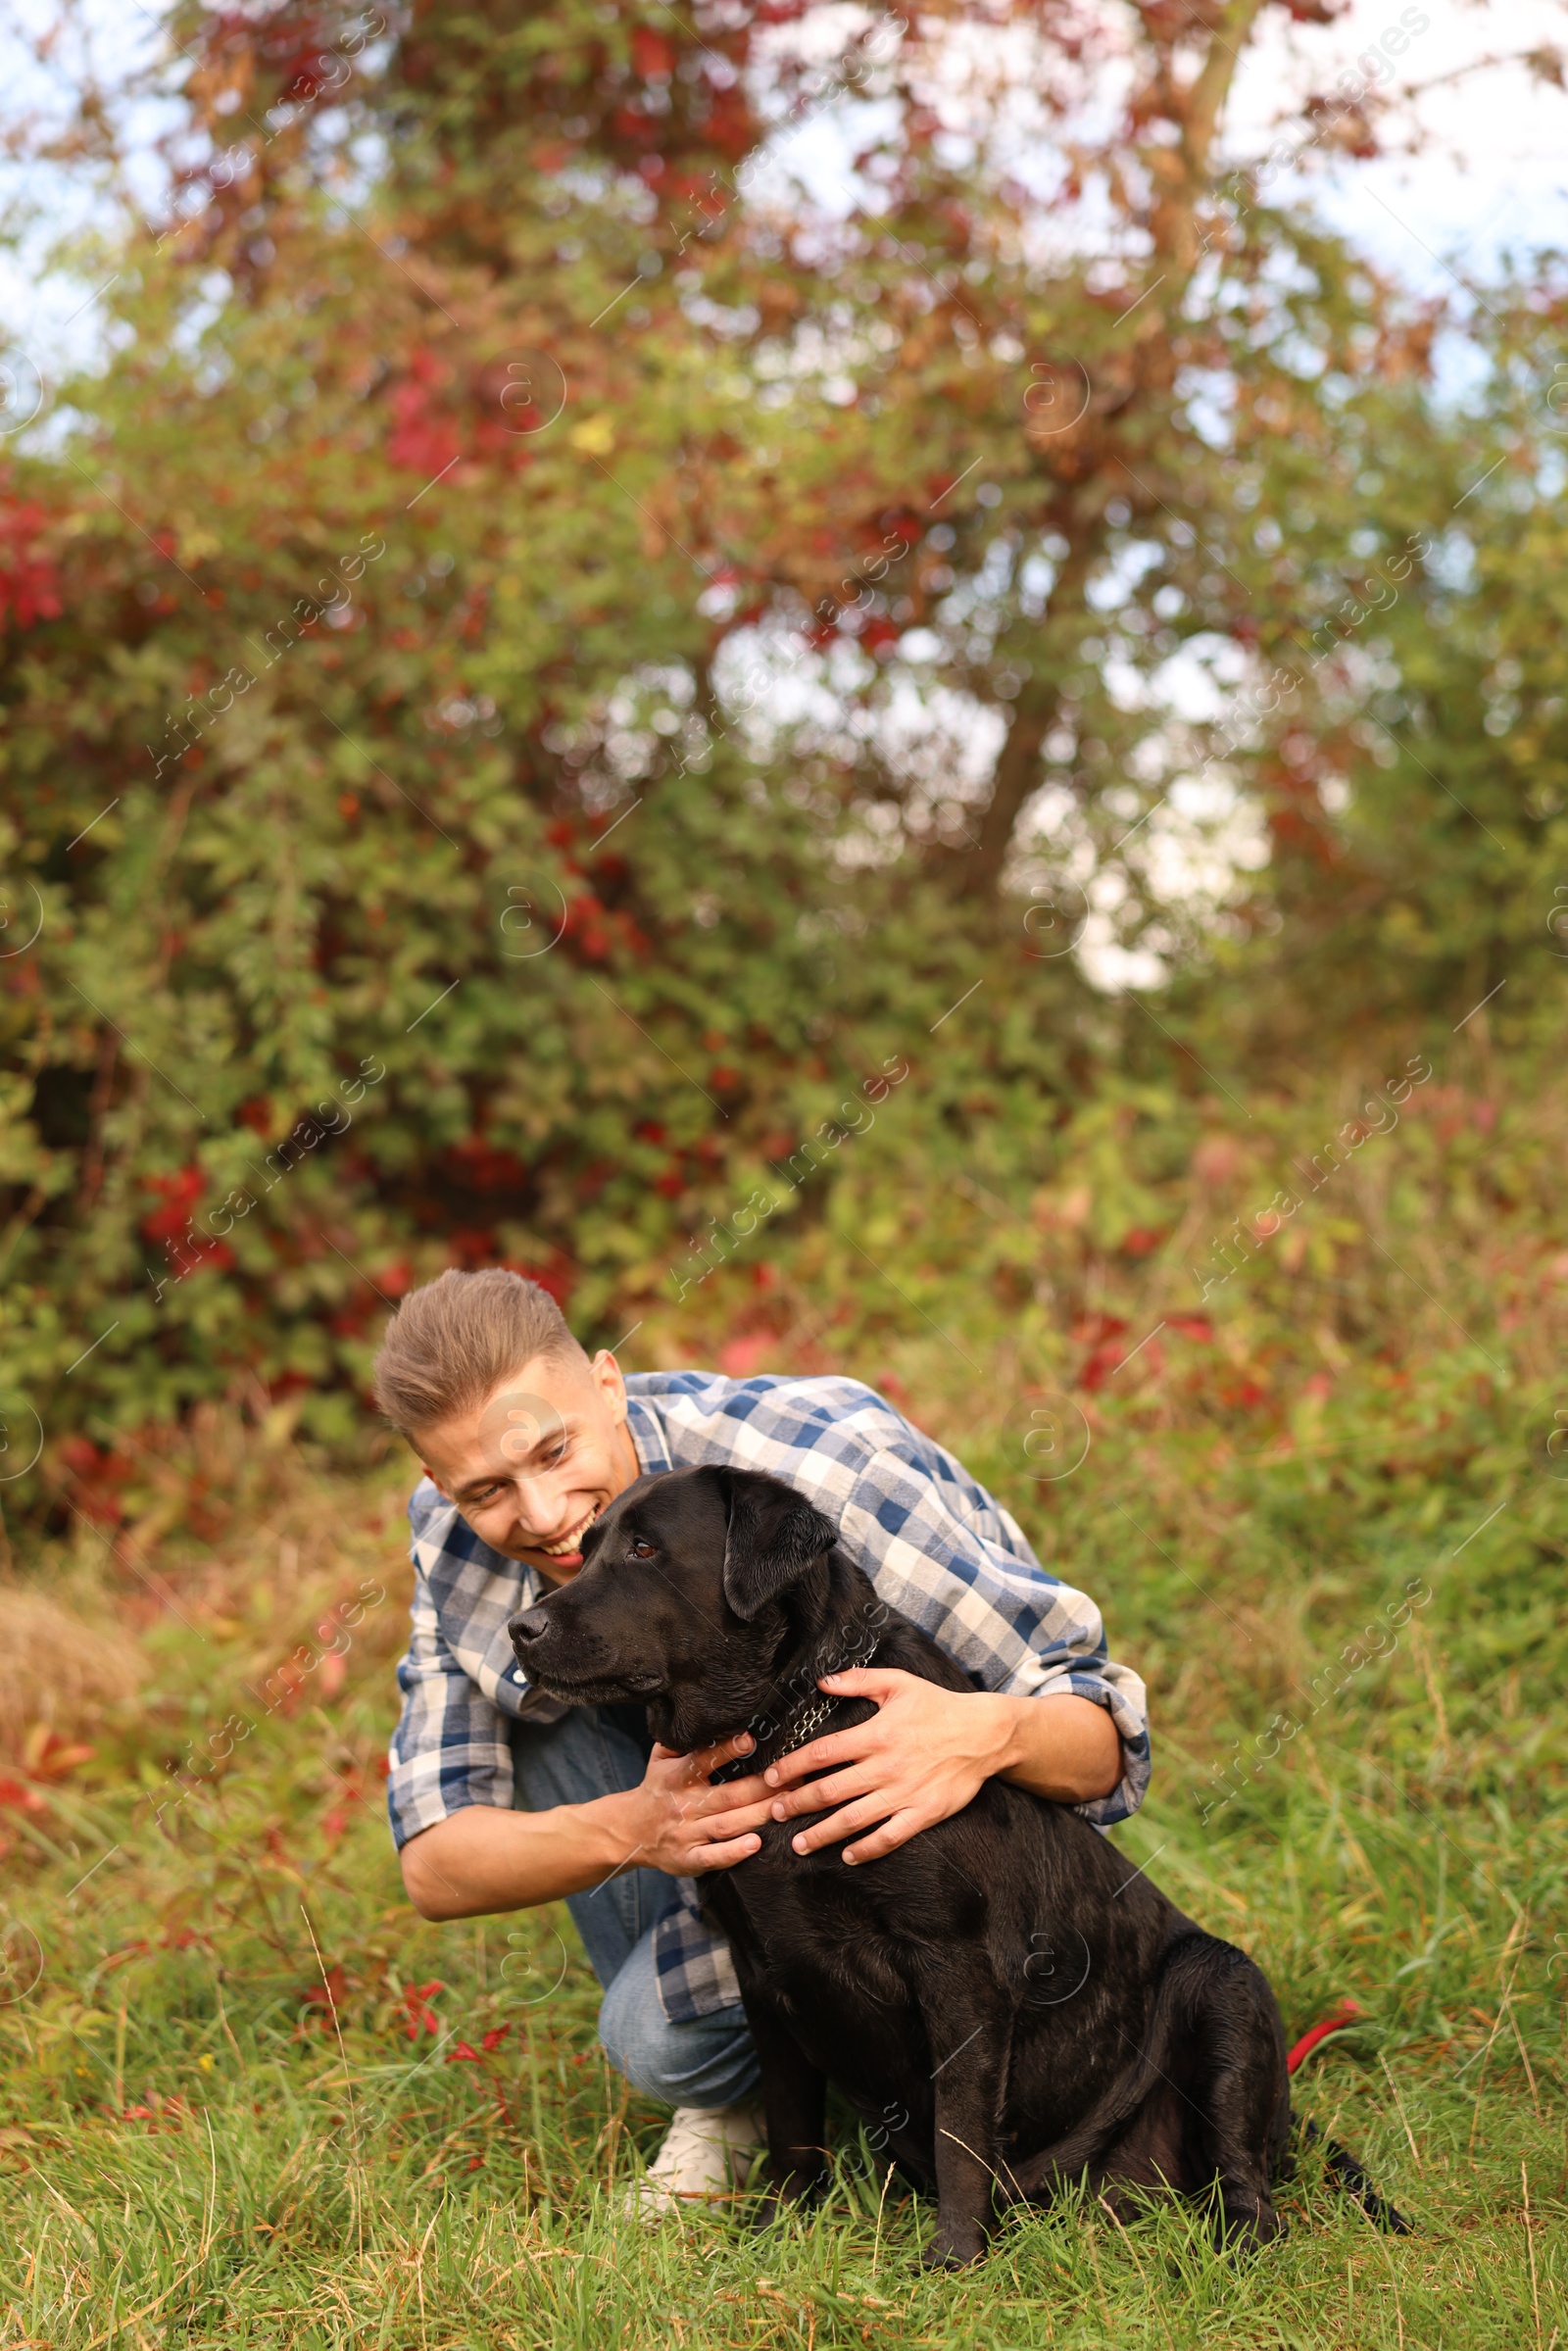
[2,0,1567,1504]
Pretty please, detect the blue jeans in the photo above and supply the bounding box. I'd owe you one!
[511,1701,760,2110]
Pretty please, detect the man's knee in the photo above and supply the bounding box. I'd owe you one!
[598,1966,686,2101]
[597,1967,757,2107]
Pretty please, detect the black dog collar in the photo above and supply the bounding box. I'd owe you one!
[770,1689,839,1760]
[710,1643,880,1784]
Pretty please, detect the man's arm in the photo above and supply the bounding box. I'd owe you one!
[400,1733,780,1920]
[761,1671,1121,1865]
[991,1687,1123,1801]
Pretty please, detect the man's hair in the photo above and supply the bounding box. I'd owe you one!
[371,1268,586,1442]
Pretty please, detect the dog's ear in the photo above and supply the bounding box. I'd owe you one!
[710,1467,838,1622]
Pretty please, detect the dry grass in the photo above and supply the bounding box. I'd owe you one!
[0,1586,145,1756]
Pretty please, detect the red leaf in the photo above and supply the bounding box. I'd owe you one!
[399,1980,445,2039]
[303,1965,347,2010]
[631,25,675,77]
[140,1165,205,1242]
[0,492,64,630]
[22,1726,95,1781]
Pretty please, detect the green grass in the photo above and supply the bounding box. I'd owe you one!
[2,1339,1565,2348]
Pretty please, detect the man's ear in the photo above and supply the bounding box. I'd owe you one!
[710,1467,838,1623]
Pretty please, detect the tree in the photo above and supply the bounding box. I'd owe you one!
[1,0,1562,1498]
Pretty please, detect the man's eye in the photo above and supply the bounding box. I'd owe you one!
[630,1540,657,1559]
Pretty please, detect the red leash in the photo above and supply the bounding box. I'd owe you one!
[1286,1996,1362,2074]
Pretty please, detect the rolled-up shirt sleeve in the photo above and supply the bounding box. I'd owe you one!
[386,1564,515,1850]
[1032,1666,1151,1828]
[831,1445,1150,1829]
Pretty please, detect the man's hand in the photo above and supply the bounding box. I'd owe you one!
[400,1733,778,1921]
[762,1671,1122,1865]
[609,1733,779,1877]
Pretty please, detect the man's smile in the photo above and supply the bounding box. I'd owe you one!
[528,1502,602,1561]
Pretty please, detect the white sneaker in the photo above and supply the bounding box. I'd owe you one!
[623,2101,766,2216]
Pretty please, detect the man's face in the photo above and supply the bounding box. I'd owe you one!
[417,1348,642,1583]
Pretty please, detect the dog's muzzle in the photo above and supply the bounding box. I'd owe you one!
[508,1606,553,1660]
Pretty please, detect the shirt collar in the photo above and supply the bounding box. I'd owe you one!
[625,1392,673,1475]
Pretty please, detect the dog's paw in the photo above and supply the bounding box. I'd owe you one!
[747,2174,825,2231]
[1215,2199,1288,2257]
[919,2230,986,2271]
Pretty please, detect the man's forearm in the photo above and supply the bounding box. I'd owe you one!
[984,1690,1123,1805]
[399,1734,780,1919]
[400,1790,642,1921]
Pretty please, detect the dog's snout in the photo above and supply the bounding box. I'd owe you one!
[509,1606,553,1648]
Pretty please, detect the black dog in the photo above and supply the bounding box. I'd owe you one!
[510,1464,1399,2264]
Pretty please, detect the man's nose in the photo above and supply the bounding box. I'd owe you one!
[511,1484,571,1533]
[509,1607,552,1650]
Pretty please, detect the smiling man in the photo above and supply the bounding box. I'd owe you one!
[377,1268,1151,2209]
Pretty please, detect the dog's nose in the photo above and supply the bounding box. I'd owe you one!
[509,1607,552,1648]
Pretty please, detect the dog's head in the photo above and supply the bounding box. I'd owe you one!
[507,1464,838,1749]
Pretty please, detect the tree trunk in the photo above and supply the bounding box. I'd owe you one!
[959,688,1056,898]
[944,0,1266,902]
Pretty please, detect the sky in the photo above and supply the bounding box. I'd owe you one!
[762,0,1568,289]
[1231,0,1568,293]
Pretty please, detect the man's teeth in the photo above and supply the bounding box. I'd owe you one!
[540,1509,598,1555]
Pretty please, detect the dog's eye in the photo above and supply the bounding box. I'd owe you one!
[630,1539,657,1559]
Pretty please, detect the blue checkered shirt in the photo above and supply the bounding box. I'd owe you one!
[387,1372,1152,2022]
